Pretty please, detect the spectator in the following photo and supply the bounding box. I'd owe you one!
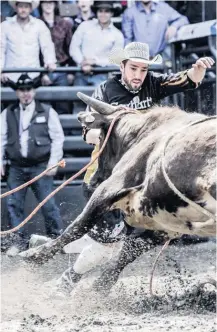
[168,1,216,24]
[1,1,15,19]
[70,0,124,104]
[72,0,95,32]
[122,0,189,58]
[38,0,74,87]
[1,73,64,251]
[1,0,56,83]
[0,0,39,18]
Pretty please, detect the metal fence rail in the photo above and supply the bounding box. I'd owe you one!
[2,64,165,73]
[1,86,95,101]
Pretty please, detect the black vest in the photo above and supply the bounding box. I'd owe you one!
[6,101,51,167]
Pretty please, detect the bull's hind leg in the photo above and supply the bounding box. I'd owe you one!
[19,176,134,264]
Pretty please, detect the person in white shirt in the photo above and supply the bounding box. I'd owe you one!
[1,0,57,83]
[70,0,124,87]
[70,0,124,114]
[1,73,64,249]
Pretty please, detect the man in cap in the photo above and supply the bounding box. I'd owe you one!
[1,0,57,83]
[1,73,64,251]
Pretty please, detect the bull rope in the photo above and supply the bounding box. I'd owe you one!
[161,116,217,221]
[150,239,171,296]
[0,109,137,236]
[0,160,66,199]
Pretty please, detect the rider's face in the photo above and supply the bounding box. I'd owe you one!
[120,60,149,91]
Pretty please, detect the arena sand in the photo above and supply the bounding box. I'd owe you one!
[1,241,216,332]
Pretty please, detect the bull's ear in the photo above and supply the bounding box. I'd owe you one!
[77,92,116,115]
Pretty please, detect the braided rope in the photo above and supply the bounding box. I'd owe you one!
[0,109,137,236]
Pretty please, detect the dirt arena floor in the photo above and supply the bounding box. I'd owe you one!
[1,240,216,332]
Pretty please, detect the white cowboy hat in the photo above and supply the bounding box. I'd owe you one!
[9,0,39,11]
[109,42,163,66]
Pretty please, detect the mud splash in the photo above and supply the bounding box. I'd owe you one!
[1,241,216,332]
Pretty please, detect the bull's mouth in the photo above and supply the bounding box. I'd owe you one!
[82,125,102,146]
[82,125,89,141]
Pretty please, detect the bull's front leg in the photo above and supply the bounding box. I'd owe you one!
[20,177,129,264]
[93,230,168,292]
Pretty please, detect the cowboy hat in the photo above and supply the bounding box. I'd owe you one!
[109,42,163,66]
[7,73,41,90]
[92,1,114,14]
[9,0,39,11]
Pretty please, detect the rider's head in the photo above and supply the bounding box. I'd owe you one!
[109,42,162,92]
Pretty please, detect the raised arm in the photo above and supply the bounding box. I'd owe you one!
[152,57,215,99]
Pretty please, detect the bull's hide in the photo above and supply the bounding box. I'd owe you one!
[78,101,216,238]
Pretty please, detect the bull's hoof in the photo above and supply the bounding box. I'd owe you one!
[28,234,52,249]
[93,268,120,292]
[19,241,56,264]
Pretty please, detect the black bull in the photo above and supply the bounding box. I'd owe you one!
[20,93,216,270]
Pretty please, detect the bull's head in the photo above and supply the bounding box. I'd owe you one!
[77,92,137,190]
[77,92,118,145]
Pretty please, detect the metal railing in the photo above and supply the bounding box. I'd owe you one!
[2,63,166,74]
[2,66,120,73]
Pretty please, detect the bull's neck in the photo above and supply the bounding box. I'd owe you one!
[98,114,144,174]
[114,114,146,150]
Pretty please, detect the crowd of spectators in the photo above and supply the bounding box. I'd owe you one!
[1,0,207,114]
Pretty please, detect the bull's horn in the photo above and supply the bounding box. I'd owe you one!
[77,92,116,115]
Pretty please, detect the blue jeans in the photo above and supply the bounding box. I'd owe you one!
[7,165,63,237]
[48,72,69,87]
[74,72,108,87]
[73,73,108,114]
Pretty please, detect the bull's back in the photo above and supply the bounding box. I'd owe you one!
[140,117,216,237]
[156,117,216,196]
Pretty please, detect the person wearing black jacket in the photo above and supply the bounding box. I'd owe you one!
[1,74,64,251]
[84,41,214,183]
[53,42,214,295]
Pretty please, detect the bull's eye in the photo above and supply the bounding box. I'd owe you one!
[85,114,95,123]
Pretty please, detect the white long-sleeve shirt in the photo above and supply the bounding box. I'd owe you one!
[70,19,124,66]
[1,15,57,81]
[1,100,64,168]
